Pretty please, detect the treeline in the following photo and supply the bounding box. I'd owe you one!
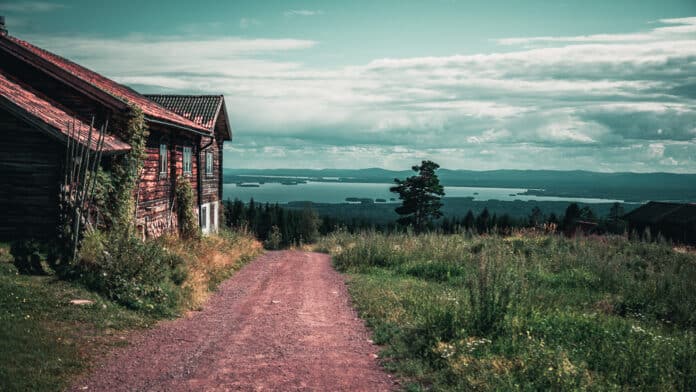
[223,199,320,249]
[225,198,628,248]
[320,202,626,235]
[436,203,626,235]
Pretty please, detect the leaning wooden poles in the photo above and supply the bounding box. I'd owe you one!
[60,116,107,260]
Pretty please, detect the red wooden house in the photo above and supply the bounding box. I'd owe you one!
[0,23,232,240]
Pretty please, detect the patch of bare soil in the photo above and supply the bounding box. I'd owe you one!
[72,251,395,391]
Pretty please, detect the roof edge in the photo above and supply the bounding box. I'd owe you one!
[0,94,130,155]
[145,116,213,137]
[0,35,130,113]
[1,35,212,134]
[218,97,232,141]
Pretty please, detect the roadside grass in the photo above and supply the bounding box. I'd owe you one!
[317,232,696,391]
[159,229,263,310]
[0,229,262,392]
[0,260,153,391]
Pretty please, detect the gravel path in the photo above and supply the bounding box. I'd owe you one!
[72,251,395,391]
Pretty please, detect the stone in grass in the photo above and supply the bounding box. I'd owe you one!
[70,299,95,306]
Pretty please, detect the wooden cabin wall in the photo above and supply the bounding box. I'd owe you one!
[200,137,221,205]
[200,113,228,228]
[135,124,199,238]
[0,107,61,240]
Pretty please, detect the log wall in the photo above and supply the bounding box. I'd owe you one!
[0,107,62,240]
[135,125,200,238]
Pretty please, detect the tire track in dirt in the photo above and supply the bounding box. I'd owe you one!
[72,251,395,391]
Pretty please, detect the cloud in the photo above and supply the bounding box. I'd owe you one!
[22,16,696,172]
[496,16,696,45]
[284,10,324,17]
[496,33,655,45]
[26,35,317,77]
[0,1,64,13]
[239,18,260,29]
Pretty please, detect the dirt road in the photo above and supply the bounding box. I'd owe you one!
[73,251,395,391]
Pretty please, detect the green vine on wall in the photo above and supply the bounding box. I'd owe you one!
[175,176,199,239]
[52,105,149,271]
[108,105,149,230]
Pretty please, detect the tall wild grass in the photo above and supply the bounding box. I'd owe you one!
[318,231,696,391]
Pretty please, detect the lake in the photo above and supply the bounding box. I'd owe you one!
[223,181,623,204]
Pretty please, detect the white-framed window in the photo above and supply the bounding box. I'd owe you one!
[213,201,219,232]
[200,204,208,233]
[159,143,168,177]
[205,151,213,177]
[199,202,219,235]
[183,146,192,175]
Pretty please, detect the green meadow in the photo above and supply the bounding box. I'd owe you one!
[317,232,696,391]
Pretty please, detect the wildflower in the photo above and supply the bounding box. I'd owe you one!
[435,341,456,358]
[631,325,647,334]
[462,337,492,353]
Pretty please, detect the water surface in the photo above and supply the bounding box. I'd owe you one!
[223,181,622,204]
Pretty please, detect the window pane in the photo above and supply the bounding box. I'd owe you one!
[206,151,213,176]
[183,146,191,174]
[160,144,167,175]
[201,206,207,229]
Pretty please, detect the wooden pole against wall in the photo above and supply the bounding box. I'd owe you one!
[86,119,107,214]
[61,116,106,260]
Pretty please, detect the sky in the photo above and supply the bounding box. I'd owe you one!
[2,0,696,172]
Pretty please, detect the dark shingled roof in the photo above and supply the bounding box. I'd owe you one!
[144,95,223,132]
[0,69,130,153]
[624,201,696,224]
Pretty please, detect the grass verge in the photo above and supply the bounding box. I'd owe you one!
[0,260,153,391]
[317,232,696,391]
[0,230,261,391]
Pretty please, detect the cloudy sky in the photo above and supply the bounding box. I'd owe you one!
[3,0,696,172]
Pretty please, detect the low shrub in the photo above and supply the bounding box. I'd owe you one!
[67,228,262,316]
[74,228,186,315]
[10,239,44,275]
[264,226,283,250]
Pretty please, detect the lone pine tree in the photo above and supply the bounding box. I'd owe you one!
[390,160,445,232]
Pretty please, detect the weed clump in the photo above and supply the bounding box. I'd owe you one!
[61,228,261,316]
[73,229,186,315]
[465,256,516,337]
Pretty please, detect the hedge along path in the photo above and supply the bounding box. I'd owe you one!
[72,251,395,391]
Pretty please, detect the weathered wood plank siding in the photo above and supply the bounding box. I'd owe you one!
[135,125,199,237]
[0,107,61,240]
[200,138,220,205]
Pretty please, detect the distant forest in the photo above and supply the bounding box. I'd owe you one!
[224,198,628,247]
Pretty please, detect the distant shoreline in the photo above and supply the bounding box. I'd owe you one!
[223,169,696,203]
